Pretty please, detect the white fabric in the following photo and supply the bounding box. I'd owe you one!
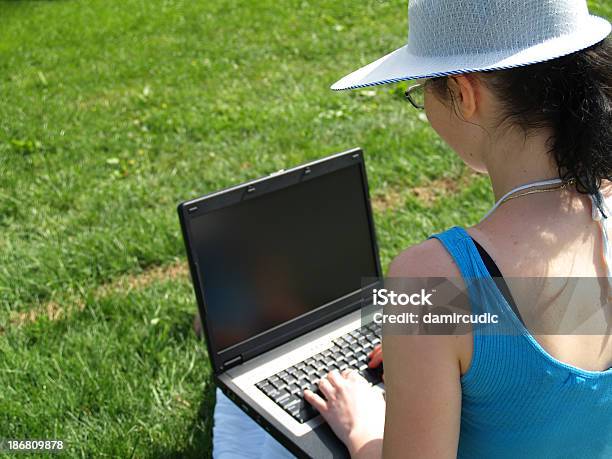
[331,0,610,90]
[589,193,612,281]
[212,388,296,459]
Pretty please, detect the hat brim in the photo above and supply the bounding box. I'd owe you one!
[331,15,611,91]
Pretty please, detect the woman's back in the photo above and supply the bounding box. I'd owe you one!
[468,184,612,372]
[429,186,612,458]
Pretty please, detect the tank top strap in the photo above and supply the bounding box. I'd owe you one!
[429,226,490,279]
[429,226,506,318]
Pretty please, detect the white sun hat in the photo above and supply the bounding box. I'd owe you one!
[331,0,611,91]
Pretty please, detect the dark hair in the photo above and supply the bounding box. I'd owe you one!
[429,38,612,196]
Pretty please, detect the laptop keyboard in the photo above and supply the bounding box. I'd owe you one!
[255,322,383,423]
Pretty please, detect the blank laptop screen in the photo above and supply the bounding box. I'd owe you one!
[190,163,378,351]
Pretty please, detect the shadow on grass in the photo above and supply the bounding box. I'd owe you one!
[150,379,217,459]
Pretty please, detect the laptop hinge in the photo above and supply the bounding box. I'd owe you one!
[223,355,243,370]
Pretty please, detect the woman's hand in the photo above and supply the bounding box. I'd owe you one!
[304,369,385,458]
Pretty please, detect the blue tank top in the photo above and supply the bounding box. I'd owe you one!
[430,226,612,458]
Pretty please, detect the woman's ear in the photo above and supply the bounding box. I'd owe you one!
[447,75,478,120]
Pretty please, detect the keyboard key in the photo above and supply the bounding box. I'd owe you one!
[288,383,302,395]
[296,405,318,423]
[287,383,302,395]
[280,394,302,411]
[286,397,306,413]
[305,366,317,376]
[299,380,312,391]
[277,371,288,380]
[315,369,328,379]
[259,383,276,396]
[274,392,291,405]
[270,379,287,391]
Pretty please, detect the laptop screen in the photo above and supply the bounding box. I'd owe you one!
[189,162,378,352]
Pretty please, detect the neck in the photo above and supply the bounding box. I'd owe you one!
[482,126,560,201]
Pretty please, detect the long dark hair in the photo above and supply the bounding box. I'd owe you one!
[429,38,612,196]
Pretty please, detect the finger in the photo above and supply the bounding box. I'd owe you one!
[318,377,337,401]
[341,368,353,378]
[326,369,344,388]
[368,343,382,357]
[304,389,327,412]
[369,349,383,368]
[345,369,366,384]
[368,344,382,361]
[344,368,369,385]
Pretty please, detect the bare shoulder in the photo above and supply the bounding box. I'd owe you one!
[386,236,473,376]
[388,237,461,278]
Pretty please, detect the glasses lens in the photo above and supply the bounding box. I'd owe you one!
[411,85,425,108]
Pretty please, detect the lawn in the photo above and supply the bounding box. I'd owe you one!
[1,0,610,457]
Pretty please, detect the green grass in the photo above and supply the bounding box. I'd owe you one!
[1,0,610,457]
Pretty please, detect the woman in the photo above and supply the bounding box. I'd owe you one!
[213,1,611,457]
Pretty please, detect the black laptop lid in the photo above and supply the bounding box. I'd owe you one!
[178,148,382,373]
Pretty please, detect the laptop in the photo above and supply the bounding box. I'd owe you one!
[177,147,384,458]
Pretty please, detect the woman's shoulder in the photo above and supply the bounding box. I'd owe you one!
[386,236,474,377]
[388,236,462,278]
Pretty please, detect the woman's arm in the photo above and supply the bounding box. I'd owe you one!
[382,240,464,459]
[382,334,462,458]
[305,239,467,458]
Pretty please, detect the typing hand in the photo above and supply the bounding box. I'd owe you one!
[304,369,385,456]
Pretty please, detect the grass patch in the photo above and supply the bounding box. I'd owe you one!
[1,0,609,456]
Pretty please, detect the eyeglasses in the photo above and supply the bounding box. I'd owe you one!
[405,83,425,110]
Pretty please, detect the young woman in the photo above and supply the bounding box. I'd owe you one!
[213,1,611,457]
